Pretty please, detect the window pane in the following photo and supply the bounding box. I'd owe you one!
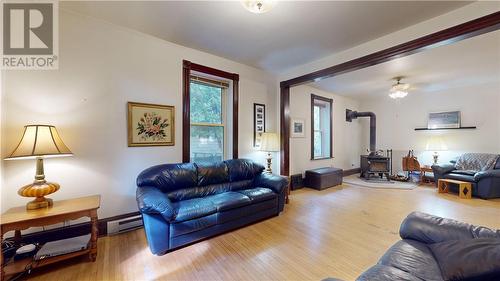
[190,82,223,124]
[190,125,224,163]
[312,96,332,159]
[313,106,320,130]
[314,131,322,157]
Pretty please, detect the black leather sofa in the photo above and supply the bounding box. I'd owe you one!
[136,159,288,255]
[432,155,500,199]
[324,212,500,281]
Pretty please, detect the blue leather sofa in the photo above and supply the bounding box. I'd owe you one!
[432,154,500,199]
[136,159,288,255]
[324,212,500,281]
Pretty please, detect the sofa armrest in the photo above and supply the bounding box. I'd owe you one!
[474,169,500,181]
[253,173,289,194]
[399,212,500,244]
[431,163,456,175]
[136,186,175,222]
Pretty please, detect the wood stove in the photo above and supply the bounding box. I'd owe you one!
[346,109,391,181]
[360,155,390,180]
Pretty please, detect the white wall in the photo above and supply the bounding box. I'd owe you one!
[289,85,361,176]
[359,82,500,172]
[0,9,277,219]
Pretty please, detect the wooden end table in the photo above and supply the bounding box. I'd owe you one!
[1,195,100,279]
[420,165,434,185]
[438,179,472,199]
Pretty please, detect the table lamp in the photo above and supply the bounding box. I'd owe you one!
[425,136,448,165]
[4,125,73,210]
[258,132,280,174]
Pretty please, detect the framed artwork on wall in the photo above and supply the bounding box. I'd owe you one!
[128,102,175,147]
[428,111,461,129]
[291,118,305,138]
[254,103,266,148]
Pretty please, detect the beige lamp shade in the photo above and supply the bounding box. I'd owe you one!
[259,132,280,152]
[5,125,73,160]
[425,136,448,151]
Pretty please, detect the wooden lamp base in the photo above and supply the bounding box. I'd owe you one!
[26,196,54,210]
[18,181,60,210]
[17,158,60,210]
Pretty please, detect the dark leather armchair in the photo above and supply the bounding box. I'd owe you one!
[432,155,500,199]
[136,159,288,255]
[324,212,500,281]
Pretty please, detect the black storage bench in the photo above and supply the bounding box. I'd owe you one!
[305,167,343,190]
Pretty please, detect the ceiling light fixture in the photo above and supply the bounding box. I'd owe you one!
[241,0,276,14]
[389,77,409,99]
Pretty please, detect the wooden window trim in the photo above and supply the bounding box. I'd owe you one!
[183,60,239,163]
[311,94,333,160]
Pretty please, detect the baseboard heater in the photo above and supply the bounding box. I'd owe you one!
[107,215,143,235]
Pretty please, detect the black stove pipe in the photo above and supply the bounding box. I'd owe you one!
[346,109,376,155]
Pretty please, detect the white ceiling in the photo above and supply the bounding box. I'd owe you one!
[61,1,471,74]
[310,30,500,99]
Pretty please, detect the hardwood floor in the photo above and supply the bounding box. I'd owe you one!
[28,183,500,281]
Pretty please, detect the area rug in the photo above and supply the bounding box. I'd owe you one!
[344,175,417,190]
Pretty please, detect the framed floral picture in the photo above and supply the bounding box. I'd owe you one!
[128,102,175,146]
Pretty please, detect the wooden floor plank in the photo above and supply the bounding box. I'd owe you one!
[27,184,500,281]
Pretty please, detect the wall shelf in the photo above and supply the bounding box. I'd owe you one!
[414,126,477,131]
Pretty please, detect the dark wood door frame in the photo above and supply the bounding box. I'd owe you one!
[279,11,500,176]
[182,60,240,163]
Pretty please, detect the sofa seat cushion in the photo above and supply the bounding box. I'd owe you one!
[378,240,443,281]
[444,173,476,183]
[170,213,217,237]
[173,197,217,222]
[356,264,424,281]
[207,192,251,212]
[452,170,477,176]
[236,187,276,203]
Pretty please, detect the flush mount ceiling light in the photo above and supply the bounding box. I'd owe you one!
[389,77,410,99]
[241,0,276,14]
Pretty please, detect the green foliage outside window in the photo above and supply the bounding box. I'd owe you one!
[190,82,223,124]
[190,81,225,163]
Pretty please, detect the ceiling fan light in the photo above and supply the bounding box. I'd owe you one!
[389,78,410,99]
[241,0,276,14]
[389,90,408,99]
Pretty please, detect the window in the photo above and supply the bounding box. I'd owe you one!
[311,94,332,160]
[183,60,239,163]
[189,76,228,163]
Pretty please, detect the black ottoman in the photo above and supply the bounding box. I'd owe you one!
[305,167,343,190]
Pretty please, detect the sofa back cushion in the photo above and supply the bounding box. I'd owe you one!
[229,179,254,191]
[197,162,229,186]
[137,159,263,200]
[166,183,231,202]
[137,163,198,192]
[225,159,264,182]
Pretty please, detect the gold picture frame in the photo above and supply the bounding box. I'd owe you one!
[128,102,175,147]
